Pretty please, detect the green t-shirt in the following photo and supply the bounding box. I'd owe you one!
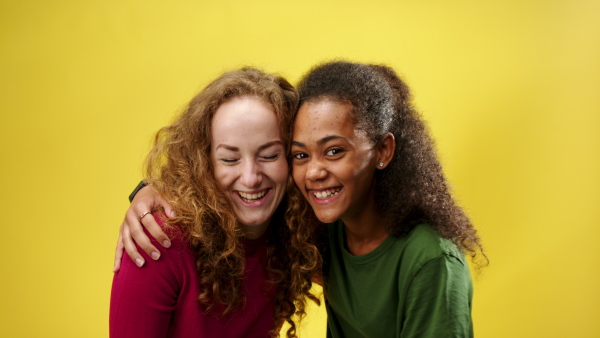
[325,221,473,338]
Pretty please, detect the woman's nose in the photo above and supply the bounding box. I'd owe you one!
[239,161,262,187]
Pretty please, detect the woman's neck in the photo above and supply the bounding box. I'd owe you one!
[240,221,270,240]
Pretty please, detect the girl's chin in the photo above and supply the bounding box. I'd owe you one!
[313,210,342,224]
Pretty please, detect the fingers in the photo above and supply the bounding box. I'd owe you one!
[151,193,174,245]
[122,207,159,266]
[133,185,172,247]
[117,184,175,270]
[141,209,172,249]
[121,213,146,267]
[160,195,176,219]
[113,233,125,272]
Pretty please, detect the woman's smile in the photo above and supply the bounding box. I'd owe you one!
[211,96,288,238]
[237,188,270,204]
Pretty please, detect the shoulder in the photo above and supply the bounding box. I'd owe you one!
[151,213,189,252]
[120,214,192,280]
[111,217,194,304]
[110,218,193,337]
[400,223,467,266]
[398,225,473,304]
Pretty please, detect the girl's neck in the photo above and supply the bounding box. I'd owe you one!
[342,202,389,256]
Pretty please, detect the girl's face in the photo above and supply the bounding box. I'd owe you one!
[211,96,288,239]
[291,100,380,224]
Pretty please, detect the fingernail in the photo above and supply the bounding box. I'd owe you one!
[163,240,171,248]
[151,251,160,260]
[136,258,144,267]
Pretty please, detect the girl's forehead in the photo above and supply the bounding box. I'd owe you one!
[293,100,370,145]
[296,100,354,122]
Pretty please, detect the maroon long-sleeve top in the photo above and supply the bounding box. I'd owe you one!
[110,215,275,338]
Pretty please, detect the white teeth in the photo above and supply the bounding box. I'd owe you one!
[239,190,267,202]
[312,188,341,199]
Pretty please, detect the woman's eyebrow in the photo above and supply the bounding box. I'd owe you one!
[215,140,283,152]
[257,140,284,151]
[215,144,239,152]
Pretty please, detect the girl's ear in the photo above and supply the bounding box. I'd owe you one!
[376,133,396,169]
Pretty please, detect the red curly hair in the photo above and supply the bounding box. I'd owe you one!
[145,68,321,337]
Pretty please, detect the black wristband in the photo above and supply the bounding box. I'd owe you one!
[129,180,148,202]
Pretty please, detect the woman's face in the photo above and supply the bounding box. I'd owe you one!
[211,96,288,238]
[291,100,380,224]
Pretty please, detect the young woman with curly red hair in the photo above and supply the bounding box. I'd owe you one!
[110,68,320,338]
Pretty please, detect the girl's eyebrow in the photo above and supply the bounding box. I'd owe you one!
[292,135,344,148]
[215,140,283,152]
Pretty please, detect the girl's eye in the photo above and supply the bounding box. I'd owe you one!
[326,148,344,156]
[293,153,308,160]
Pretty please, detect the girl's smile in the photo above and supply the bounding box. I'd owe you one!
[291,100,381,224]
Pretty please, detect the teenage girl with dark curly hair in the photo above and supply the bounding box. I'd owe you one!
[119,61,485,337]
[289,61,485,337]
[110,68,320,338]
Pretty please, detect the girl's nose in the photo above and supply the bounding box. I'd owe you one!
[305,159,327,181]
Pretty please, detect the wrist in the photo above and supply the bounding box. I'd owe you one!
[128,180,149,202]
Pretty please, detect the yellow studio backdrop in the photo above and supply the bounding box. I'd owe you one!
[1,1,598,337]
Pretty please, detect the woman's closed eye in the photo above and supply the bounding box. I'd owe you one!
[220,158,239,164]
[262,153,280,161]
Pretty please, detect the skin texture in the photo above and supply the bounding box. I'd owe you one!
[210,96,288,239]
[291,100,395,255]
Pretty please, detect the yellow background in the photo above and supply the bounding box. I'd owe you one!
[1,1,599,337]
